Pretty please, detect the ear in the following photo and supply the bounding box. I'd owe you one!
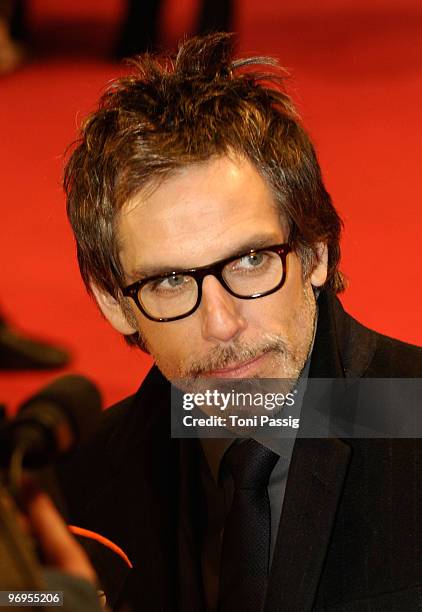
[310,243,328,287]
[90,283,138,335]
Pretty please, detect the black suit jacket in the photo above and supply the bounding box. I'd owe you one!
[58,291,422,611]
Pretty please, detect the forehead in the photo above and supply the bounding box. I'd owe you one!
[117,155,287,280]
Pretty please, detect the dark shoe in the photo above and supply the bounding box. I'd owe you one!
[0,323,70,370]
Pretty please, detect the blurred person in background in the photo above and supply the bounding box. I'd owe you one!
[114,0,234,58]
[0,309,69,370]
[0,479,103,610]
[0,0,27,73]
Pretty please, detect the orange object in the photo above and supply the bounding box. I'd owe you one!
[69,525,133,569]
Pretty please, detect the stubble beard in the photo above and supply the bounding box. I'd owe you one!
[164,284,318,422]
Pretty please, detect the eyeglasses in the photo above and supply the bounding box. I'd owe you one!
[121,243,292,322]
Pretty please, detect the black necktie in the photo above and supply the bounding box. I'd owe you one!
[218,439,279,612]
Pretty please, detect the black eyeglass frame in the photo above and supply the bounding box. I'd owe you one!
[121,243,292,322]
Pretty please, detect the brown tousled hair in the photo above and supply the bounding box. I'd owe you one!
[64,33,345,345]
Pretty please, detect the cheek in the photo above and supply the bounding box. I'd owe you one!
[139,319,196,370]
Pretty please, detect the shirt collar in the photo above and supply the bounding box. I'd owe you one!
[200,344,313,484]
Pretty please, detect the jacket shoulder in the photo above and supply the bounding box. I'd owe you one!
[56,393,136,519]
[370,333,422,376]
[322,290,422,378]
[358,324,422,377]
[57,366,169,519]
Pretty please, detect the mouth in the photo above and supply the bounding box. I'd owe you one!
[204,352,269,379]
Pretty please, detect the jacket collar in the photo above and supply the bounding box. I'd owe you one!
[310,289,377,379]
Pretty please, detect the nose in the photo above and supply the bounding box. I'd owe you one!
[200,275,247,343]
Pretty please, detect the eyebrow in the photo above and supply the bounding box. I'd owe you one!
[128,233,284,280]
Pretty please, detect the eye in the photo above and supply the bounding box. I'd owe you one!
[166,274,185,288]
[237,252,266,269]
[147,274,193,295]
[225,251,275,279]
[244,253,264,267]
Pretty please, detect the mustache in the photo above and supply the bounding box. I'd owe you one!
[181,333,289,378]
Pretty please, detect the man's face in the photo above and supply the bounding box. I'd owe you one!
[107,155,326,382]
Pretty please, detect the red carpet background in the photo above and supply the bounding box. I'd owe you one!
[1,0,421,413]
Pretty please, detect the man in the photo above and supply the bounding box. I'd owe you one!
[58,33,422,611]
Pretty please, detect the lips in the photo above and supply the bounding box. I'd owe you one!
[205,352,268,378]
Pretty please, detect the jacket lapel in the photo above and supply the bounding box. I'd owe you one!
[177,439,207,612]
[100,370,207,611]
[86,369,180,611]
[264,437,351,612]
[265,291,374,611]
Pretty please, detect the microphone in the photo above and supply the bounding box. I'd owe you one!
[0,375,102,469]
